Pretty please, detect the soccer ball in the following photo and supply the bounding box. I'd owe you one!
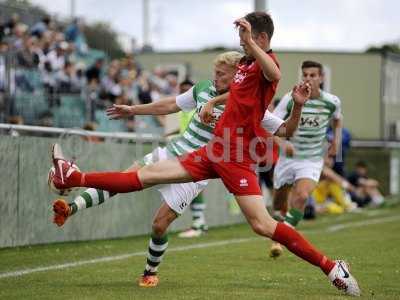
[47,162,79,196]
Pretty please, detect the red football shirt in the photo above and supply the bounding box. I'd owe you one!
[213,51,280,161]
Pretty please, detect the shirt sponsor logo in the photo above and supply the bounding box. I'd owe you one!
[240,178,248,187]
[233,70,247,84]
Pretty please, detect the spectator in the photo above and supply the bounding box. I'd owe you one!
[11,23,28,50]
[100,63,121,100]
[121,53,141,79]
[327,126,352,176]
[64,18,88,55]
[55,61,81,93]
[45,41,68,72]
[312,157,357,215]
[16,36,40,68]
[86,58,104,85]
[31,15,52,38]
[41,60,58,107]
[136,73,152,104]
[3,14,19,37]
[347,161,385,207]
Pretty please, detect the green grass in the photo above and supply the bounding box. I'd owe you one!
[1,206,400,299]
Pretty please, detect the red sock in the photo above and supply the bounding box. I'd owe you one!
[70,171,143,193]
[272,223,335,275]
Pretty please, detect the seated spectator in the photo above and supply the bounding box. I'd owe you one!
[100,64,121,99]
[121,53,141,79]
[16,36,40,68]
[347,161,385,207]
[40,61,59,107]
[31,15,52,39]
[64,18,88,55]
[55,61,82,93]
[136,73,152,104]
[86,58,104,86]
[11,23,28,50]
[3,13,19,37]
[46,41,68,72]
[165,72,179,95]
[312,156,357,215]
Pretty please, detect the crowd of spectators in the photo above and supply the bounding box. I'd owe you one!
[0,13,181,131]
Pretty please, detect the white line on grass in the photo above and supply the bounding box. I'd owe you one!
[1,215,399,280]
[327,215,400,232]
[0,238,256,279]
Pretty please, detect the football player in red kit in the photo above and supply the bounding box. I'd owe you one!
[50,12,360,296]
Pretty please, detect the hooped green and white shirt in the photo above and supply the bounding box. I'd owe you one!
[273,90,342,159]
[166,80,224,157]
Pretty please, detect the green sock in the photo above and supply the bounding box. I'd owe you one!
[69,188,113,215]
[190,193,206,230]
[284,208,304,227]
[144,233,169,275]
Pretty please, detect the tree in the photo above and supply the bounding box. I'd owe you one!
[83,22,125,59]
[366,43,400,55]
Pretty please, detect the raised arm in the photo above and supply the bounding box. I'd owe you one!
[234,18,281,82]
[106,97,179,119]
[199,92,229,124]
[107,86,197,119]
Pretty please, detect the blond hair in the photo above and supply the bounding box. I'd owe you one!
[213,51,243,67]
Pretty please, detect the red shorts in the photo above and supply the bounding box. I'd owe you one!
[178,145,262,196]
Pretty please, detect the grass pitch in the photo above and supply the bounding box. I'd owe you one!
[1,206,400,299]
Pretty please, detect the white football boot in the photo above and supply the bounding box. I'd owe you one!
[328,260,361,296]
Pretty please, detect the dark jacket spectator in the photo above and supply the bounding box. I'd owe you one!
[86,58,104,84]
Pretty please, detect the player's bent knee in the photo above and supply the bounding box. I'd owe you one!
[250,220,273,238]
[139,165,161,185]
[293,190,309,204]
[152,219,167,237]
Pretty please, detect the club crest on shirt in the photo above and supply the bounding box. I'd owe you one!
[233,70,247,84]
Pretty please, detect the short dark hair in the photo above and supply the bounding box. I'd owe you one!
[179,79,194,87]
[301,60,323,75]
[244,12,274,40]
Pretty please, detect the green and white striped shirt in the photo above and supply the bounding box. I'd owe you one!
[273,90,342,158]
[166,80,224,157]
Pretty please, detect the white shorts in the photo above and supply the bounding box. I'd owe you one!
[273,156,323,190]
[142,147,209,215]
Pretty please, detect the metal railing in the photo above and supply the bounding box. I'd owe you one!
[2,123,400,148]
[0,123,164,143]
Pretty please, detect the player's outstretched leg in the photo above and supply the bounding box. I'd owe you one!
[51,160,142,227]
[236,195,360,296]
[139,203,178,287]
[51,144,192,193]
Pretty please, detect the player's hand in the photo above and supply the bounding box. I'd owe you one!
[106,104,134,119]
[292,82,311,106]
[199,102,215,124]
[234,18,253,45]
